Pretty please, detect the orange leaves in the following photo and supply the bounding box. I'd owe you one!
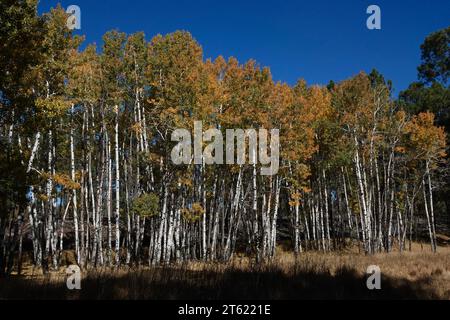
[269,82,294,127]
[288,185,312,207]
[68,44,101,105]
[53,173,81,190]
[404,111,447,160]
[39,172,80,191]
[333,72,389,130]
[300,86,332,123]
[288,191,301,207]
[178,174,193,188]
[394,146,406,154]
[146,32,205,134]
[217,57,275,129]
[281,85,328,164]
[131,122,143,135]
[181,202,205,222]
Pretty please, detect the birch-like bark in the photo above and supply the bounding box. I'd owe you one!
[270,176,280,257]
[106,132,113,265]
[70,104,80,264]
[114,105,120,265]
[426,161,437,252]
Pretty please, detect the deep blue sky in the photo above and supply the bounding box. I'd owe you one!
[38,0,449,95]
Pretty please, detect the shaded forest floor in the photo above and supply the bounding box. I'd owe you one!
[1,243,450,300]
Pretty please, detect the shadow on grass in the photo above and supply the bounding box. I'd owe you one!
[0,265,439,300]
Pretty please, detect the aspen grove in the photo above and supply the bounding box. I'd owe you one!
[0,3,447,275]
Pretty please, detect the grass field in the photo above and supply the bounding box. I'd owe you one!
[1,244,449,300]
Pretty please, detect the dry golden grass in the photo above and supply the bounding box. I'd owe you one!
[273,245,450,299]
[1,244,449,300]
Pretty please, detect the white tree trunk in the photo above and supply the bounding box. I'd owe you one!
[114,105,120,265]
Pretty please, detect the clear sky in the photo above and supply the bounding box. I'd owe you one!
[38,0,450,95]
